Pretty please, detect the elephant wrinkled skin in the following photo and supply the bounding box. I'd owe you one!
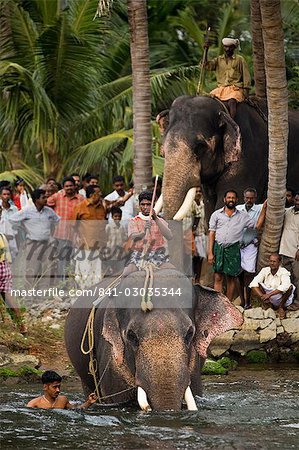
[65,269,243,411]
[162,95,299,220]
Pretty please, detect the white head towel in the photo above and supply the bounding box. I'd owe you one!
[222,37,240,48]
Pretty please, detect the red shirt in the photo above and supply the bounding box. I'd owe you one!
[47,190,84,240]
[128,216,167,251]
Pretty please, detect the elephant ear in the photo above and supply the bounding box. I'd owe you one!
[218,111,242,165]
[102,304,124,366]
[193,285,243,359]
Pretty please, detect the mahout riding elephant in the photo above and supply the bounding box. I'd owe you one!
[65,269,242,411]
[160,95,299,220]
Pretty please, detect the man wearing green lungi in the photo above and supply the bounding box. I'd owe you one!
[208,190,265,301]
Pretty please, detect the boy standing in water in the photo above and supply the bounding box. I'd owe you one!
[27,371,97,409]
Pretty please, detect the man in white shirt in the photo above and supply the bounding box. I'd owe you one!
[249,253,295,319]
[0,187,19,259]
[10,189,60,290]
[105,176,134,227]
[236,188,266,309]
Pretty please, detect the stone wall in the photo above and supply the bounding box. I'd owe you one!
[210,307,299,361]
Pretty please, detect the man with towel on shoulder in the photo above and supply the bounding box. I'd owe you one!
[237,188,266,309]
[203,36,251,118]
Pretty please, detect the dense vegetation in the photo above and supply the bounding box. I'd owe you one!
[0,0,298,191]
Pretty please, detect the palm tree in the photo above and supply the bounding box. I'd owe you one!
[127,0,152,192]
[257,0,289,267]
[250,0,266,98]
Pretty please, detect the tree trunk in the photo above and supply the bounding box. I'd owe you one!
[250,0,266,98]
[127,0,152,193]
[258,0,288,268]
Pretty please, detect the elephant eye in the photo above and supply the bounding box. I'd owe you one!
[127,329,139,348]
[184,326,195,347]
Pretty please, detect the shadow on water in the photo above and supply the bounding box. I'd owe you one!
[1,367,299,449]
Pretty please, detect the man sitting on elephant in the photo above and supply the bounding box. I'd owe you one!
[208,190,265,301]
[123,191,174,277]
[203,36,251,118]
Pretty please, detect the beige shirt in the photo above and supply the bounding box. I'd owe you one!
[249,266,292,293]
[279,207,299,258]
[206,54,251,88]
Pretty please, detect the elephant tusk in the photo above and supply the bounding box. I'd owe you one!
[137,387,152,412]
[173,188,197,221]
[154,194,163,215]
[184,386,198,411]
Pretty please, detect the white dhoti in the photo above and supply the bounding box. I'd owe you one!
[194,234,207,258]
[74,249,102,288]
[260,283,295,307]
[241,243,258,273]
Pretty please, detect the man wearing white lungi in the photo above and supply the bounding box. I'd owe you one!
[236,188,266,308]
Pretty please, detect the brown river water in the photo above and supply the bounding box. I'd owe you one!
[0,366,299,449]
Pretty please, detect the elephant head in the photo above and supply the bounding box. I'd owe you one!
[101,270,242,411]
[160,95,241,219]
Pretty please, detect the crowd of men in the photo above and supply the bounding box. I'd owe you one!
[0,170,297,330]
[207,188,299,318]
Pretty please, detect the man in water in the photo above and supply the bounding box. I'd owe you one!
[27,370,97,409]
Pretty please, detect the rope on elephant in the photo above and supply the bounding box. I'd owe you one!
[96,386,135,402]
[244,97,268,122]
[80,305,101,402]
[140,262,156,312]
[80,274,135,403]
[93,275,122,308]
[210,95,231,116]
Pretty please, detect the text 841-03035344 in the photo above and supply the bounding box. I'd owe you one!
[97,287,182,297]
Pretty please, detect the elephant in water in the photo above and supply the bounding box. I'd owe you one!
[65,269,242,411]
[158,95,299,220]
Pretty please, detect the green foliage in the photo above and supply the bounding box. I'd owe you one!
[0,0,298,186]
[0,365,42,380]
[18,365,42,378]
[202,358,228,375]
[217,356,238,370]
[0,367,18,379]
[246,350,268,364]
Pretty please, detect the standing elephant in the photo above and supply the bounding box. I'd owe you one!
[160,95,299,220]
[65,269,242,411]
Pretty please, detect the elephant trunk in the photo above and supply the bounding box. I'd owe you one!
[136,336,192,411]
[162,136,200,219]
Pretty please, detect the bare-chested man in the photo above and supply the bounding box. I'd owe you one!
[27,370,97,409]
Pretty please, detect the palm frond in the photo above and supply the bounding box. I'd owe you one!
[0,167,43,188]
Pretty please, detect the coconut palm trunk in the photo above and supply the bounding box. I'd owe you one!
[250,0,266,98]
[257,0,288,268]
[127,0,152,193]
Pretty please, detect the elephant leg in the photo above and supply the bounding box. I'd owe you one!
[224,99,237,119]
